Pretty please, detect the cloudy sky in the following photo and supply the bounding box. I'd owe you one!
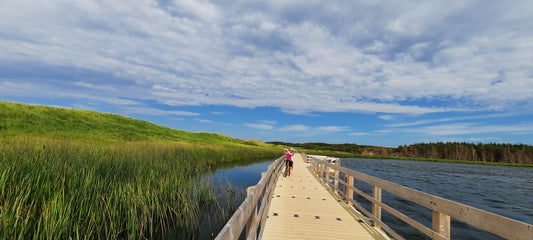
[1,0,532,146]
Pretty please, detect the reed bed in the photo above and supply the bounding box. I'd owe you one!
[0,136,279,239]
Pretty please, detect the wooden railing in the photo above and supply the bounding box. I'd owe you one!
[215,156,285,240]
[306,154,533,240]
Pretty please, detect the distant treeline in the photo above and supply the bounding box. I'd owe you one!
[267,142,371,154]
[268,141,533,165]
[393,142,533,164]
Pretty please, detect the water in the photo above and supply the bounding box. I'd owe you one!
[198,159,275,239]
[210,159,275,188]
[340,158,533,240]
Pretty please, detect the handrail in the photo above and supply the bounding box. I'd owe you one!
[215,155,286,240]
[307,155,533,240]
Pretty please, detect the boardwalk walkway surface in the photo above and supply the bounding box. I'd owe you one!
[261,153,390,240]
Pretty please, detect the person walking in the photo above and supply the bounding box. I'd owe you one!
[284,148,294,177]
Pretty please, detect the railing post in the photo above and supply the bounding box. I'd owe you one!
[432,210,450,239]
[323,163,328,180]
[246,186,257,240]
[319,162,323,178]
[346,175,354,204]
[314,160,322,176]
[372,186,382,229]
[334,170,339,193]
[324,164,328,180]
[343,175,347,198]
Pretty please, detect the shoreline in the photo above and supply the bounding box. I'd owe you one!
[298,149,533,168]
[350,154,533,168]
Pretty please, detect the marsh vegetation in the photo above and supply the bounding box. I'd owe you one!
[0,101,279,239]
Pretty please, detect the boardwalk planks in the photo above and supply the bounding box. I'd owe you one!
[260,154,390,240]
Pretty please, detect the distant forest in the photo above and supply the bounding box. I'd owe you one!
[268,141,533,165]
[268,142,372,154]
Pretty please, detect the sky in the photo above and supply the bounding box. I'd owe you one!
[1,0,533,147]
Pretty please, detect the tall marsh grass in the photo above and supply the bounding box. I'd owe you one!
[0,136,279,239]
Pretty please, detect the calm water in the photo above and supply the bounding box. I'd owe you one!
[340,158,533,240]
[199,159,275,239]
[209,159,275,188]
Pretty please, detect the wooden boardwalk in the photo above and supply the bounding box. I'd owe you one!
[261,153,390,240]
[217,153,532,240]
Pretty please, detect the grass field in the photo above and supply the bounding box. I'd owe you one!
[0,101,280,239]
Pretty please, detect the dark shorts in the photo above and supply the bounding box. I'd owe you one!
[286,160,293,167]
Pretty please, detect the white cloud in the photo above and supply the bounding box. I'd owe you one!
[195,119,214,124]
[349,132,370,136]
[272,124,351,133]
[278,124,310,132]
[1,0,532,116]
[194,118,235,126]
[315,126,350,132]
[123,107,199,116]
[405,122,533,136]
[385,113,517,128]
[468,137,500,142]
[245,120,277,130]
[378,115,394,120]
[171,0,220,22]
[258,120,277,125]
[245,123,274,130]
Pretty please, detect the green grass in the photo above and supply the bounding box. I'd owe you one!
[0,101,262,147]
[0,101,281,239]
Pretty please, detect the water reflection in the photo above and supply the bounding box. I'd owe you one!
[209,159,274,188]
[198,159,275,239]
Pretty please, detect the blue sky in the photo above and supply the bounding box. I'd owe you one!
[1,0,532,147]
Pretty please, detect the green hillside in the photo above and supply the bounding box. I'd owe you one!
[0,100,259,146]
[0,100,280,239]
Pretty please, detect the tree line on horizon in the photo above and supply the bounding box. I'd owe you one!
[267,141,533,165]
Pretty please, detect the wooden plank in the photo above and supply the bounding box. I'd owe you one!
[347,175,354,204]
[340,178,449,240]
[261,154,390,240]
[372,186,382,229]
[432,210,450,240]
[348,198,406,240]
[246,186,257,240]
[334,170,339,193]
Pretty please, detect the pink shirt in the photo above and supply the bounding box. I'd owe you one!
[286,152,292,161]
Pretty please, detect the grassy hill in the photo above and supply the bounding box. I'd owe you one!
[0,100,261,147]
[0,100,280,239]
